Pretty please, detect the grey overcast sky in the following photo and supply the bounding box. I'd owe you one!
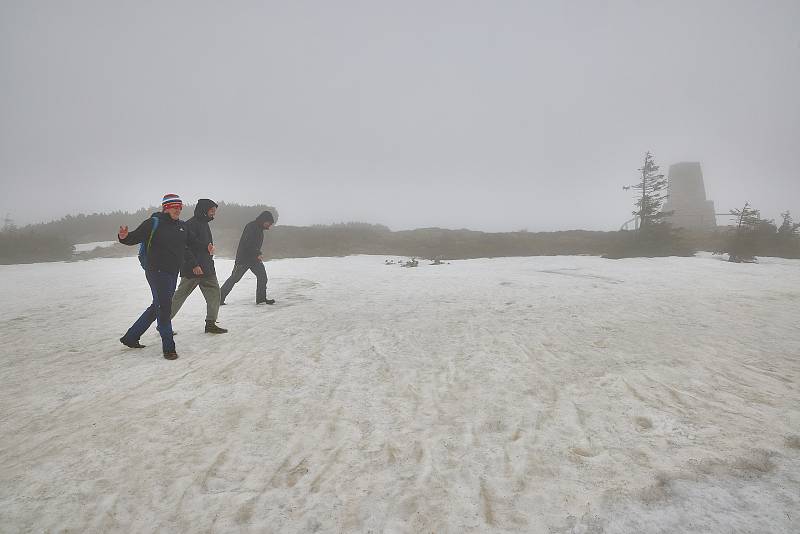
[1,0,798,231]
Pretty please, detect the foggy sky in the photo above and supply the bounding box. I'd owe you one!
[2,0,798,231]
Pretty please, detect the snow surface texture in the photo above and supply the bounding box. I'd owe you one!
[1,254,798,533]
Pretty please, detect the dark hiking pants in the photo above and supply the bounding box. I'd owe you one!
[220,261,268,304]
[122,270,178,352]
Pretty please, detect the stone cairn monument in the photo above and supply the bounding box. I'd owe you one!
[663,162,717,230]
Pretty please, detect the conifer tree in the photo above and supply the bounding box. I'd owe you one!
[726,202,764,262]
[605,151,692,258]
[778,211,800,236]
[776,210,800,258]
[632,152,671,230]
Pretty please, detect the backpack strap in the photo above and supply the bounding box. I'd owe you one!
[146,216,160,251]
[138,216,160,268]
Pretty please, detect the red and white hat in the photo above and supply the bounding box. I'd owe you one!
[162,194,182,210]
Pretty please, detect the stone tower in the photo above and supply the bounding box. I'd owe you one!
[663,162,717,230]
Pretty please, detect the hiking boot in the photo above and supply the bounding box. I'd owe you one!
[163,351,178,360]
[120,337,145,349]
[256,299,275,305]
[205,321,228,334]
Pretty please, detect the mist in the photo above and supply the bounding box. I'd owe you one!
[1,0,799,230]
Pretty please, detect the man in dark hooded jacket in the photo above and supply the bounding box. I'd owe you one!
[170,199,228,333]
[220,210,275,305]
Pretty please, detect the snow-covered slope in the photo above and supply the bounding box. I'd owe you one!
[1,254,798,533]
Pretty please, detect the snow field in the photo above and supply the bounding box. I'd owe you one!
[0,254,798,533]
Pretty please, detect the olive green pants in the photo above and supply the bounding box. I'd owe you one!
[171,275,221,322]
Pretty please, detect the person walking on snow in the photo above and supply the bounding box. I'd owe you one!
[170,198,228,334]
[220,210,275,305]
[118,194,199,360]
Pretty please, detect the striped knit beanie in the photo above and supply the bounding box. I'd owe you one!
[161,194,183,210]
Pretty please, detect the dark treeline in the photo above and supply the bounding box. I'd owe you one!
[604,152,800,261]
[11,202,278,244]
[0,202,278,264]
[0,230,74,264]
[266,226,615,260]
[603,223,800,261]
[1,203,799,265]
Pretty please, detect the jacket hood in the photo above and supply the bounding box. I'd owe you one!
[255,210,274,224]
[194,199,219,221]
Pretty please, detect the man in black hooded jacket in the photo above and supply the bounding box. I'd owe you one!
[170,199,228,333]
[220,210,275,305]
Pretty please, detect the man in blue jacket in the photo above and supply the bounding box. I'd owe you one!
[170,198,228,334]
[220,210,275,305]
[118,193,198,360]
